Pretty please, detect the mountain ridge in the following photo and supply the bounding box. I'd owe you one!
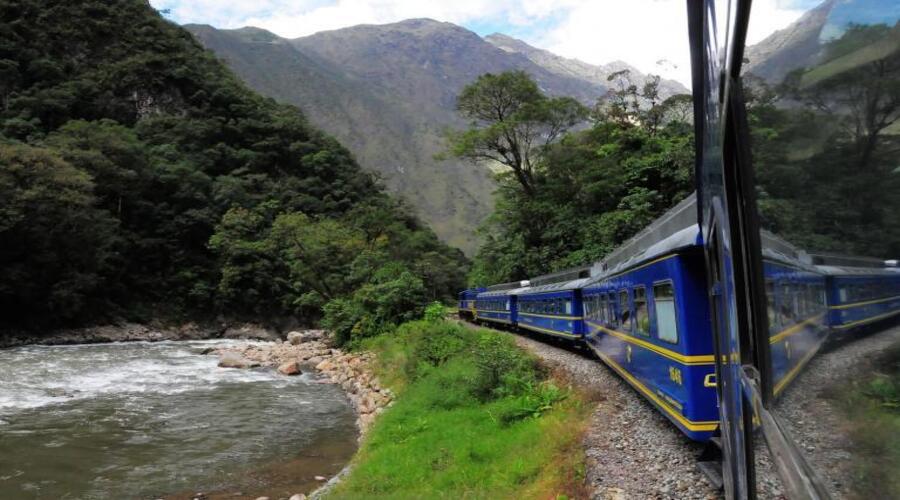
[187,18,689,254]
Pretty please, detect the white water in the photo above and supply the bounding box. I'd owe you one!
[0,340,358,499]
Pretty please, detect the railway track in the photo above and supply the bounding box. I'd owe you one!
[459,318,719,499]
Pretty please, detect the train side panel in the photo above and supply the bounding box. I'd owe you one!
[517,290,584,340]
[583,251,718,441]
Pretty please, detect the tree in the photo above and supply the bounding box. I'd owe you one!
[0,143,119,324]
[445,71,588,197]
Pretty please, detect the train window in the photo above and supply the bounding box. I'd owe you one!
[598,295,606,323]
[608,292,617,326]
[618,290,632,332]
[653,283,678,344]
[779,284,794,326]
[766,280,777,334]
[565,300,572,315]
[634,287,649,336]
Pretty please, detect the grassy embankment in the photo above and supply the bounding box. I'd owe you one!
[328,315,591,499]
[829,342,900,498]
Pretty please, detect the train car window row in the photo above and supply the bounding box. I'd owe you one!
[521,298,572,315]
[838,279,900,304]
[766,279,827,334]
[477,299,509,312]
[586,284,681,345]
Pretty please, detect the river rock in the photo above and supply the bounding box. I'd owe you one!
[287,331,305,345]
[315,359,335,371]
[217,351,258,369]
[222,323,279,341]
[315,475,327,481]
[289,495,307,500]
[277,361,302,376]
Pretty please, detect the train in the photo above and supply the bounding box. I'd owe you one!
[458,193,900,441]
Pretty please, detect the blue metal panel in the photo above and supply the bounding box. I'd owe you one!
[583,250,719,441]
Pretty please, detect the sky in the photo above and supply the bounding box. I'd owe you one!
[149,0,822,86]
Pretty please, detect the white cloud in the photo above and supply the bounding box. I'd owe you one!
[151,0,813,87]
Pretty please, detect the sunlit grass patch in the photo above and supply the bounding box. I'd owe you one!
[330,320,589,499]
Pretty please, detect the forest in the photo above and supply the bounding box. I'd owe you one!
[449,22,900,286]
[0,0,467,338]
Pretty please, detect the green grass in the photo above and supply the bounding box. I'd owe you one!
[828,342,900,499]
[329,320,590,499]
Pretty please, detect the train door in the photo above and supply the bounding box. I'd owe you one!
[692,0,900,498]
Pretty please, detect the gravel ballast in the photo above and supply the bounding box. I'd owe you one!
[507,332,718,499]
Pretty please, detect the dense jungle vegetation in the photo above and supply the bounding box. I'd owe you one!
[0,0,467,335]
[451,22,899,286]
[446,70,696,284]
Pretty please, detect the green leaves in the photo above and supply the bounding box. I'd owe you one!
[445,70,588,197]
[0,0,468,329]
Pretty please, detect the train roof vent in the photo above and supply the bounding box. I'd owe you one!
[760,230,814,266]
[595,192,698,272]
[809,252,888,269]
[485,280,529,292]
[528,266,592,287]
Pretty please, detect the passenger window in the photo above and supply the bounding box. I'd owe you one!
[598,295,606,323]
[634,287,649,336]
[609,293,617,325]
[654,283,678,344]
[619,290,632,332]
[766,281,776,333]
[565,300,572,315]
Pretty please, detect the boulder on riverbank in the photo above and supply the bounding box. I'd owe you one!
[287,330,325,345]
[277,361,302,375]
[217,351,259,369]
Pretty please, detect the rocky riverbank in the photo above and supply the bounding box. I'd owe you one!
[209,330,394,437]
[0,322,282,349]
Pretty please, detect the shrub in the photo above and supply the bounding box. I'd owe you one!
[471,332,542,400]
[423,301,445,322]
[406,321,471,379]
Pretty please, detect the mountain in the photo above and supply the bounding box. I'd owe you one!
[485,33,688,98]
[187,19,681,254]
[743,0,835,83]
[0,0,466,328]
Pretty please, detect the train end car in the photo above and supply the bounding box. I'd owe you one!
[582,195,719,441]
[474,281,528,328]
[516,268,591,342]
[760,234,830,398]
[811,254,900,332]
[457,288,485,320]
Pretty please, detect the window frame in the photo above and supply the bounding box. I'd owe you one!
[634,285,649,337]
[652,279,680,345]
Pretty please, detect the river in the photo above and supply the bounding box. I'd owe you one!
[0,340,358,499]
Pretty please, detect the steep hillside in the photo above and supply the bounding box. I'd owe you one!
[188,19,620,254]
[485,33,688,98]
[743,0,835,82]
[0,0,466,329]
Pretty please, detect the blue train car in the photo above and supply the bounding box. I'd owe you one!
[475,281,528,327]
[582,195,719,440]
[760,234,829,397]
[457,288,484,320]
[812,255,900,331]
[516,268,591,341]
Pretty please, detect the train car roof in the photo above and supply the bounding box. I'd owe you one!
[815,264,900,277]
[517,277,593,296]
[584,193,701,286]
[479,280,530,297]
[759,230,820,273]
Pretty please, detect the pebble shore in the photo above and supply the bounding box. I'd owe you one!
[210,330,394,438]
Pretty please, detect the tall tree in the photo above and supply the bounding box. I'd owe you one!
[444,71,588,197]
